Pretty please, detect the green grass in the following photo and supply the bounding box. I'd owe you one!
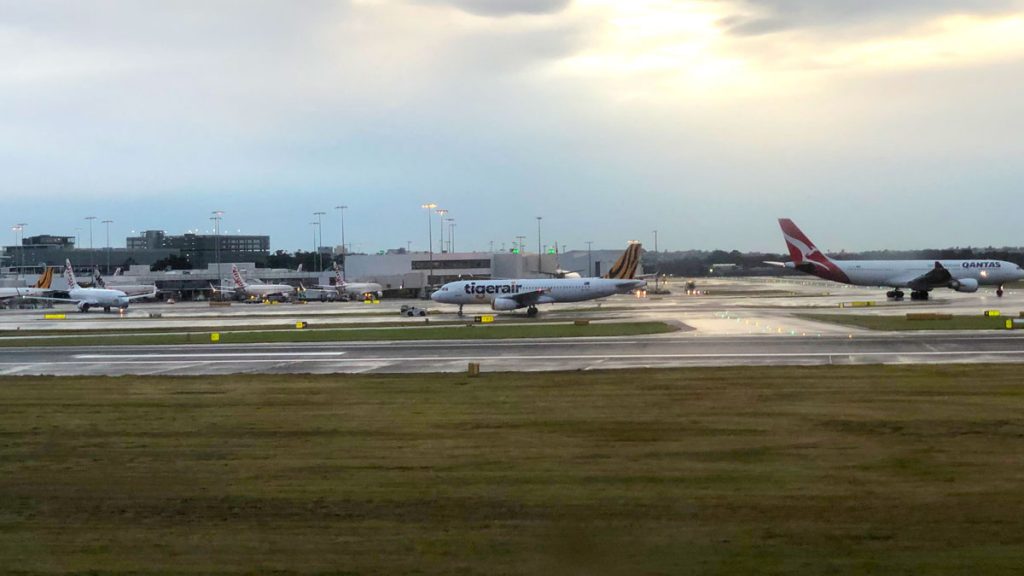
[0,321,675,347]
[799,313,1014,331]
[1,365,1023,574]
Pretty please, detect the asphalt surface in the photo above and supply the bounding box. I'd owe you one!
[3,277,1023,375]
[2,332,1024,375]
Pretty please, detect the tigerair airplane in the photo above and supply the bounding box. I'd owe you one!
[769,218,1024,301]
[431,242,646,316]
[0,267,55,304]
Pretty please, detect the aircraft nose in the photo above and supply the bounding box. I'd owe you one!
[430,290,443,302]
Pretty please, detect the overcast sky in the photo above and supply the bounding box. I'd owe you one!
[3,0,1024,253]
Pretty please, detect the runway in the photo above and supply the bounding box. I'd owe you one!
[3,332,1024,375]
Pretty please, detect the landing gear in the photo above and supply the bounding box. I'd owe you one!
[997,285,1005,298]
[79,303,91,313]
[103,306,111,313]
[910,290,930,301]
[458,304,464,317]
[886,290,905,301]
[526,305,539,318]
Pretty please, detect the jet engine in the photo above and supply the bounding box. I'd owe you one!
[491,297,519,311]
[949,278,979,293]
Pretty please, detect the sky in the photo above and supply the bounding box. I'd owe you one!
[3,0,1024,253]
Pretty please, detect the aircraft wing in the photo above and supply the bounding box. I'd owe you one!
[893,262,952,290]
[502,288,550,307]
[127,289,158,301]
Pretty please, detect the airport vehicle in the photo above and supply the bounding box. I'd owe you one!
[312,262,383,300]
[0,267,56,305]
[92,268,158,298]
[431,242,647,316]
[400,305,427,317]
[219,264,296,301]
[771,218,1024,300]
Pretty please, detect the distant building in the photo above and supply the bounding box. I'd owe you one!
[126,230,270,268]
[2,229,271,272]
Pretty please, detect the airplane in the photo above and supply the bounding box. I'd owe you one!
[92,268,158,298]
[770,218,1024,301]
[310,262,383,300]
[218,264,295,301]
[0,267,56,305]
[23,259,149,312]
[430,242,646,316]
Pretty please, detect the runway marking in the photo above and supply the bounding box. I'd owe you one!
[17,348,1024,367]
[74,352,348,359]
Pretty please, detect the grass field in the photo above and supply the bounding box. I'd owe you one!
[800,313,1015,331]
[0,321,675,347]
[1,365,1023,574]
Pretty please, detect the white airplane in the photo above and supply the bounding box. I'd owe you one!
[313,262,383,300]
[26,260,144,312]
[219,264,295,301]
[431,242,646,316]
[771,218,1024,300]
[0,267,56,305]
[92,268,158,298]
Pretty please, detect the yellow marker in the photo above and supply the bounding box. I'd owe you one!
[984,310,1001,317]
[210,333,220,342]
[43,313,66,320]
[295,321,307,329]
[481,315,494,323]
[372,299,380,304]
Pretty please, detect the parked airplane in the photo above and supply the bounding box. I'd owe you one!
[312,262,383,300]
[0,267,55,304]
[431,242,646,316]
[219,264,295,301]
[23,260,147,312]
[771,218,1024,300]
[92,268,158,298]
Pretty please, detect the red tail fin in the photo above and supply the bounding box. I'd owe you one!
[777,218,849,283]
[778,218,818,264]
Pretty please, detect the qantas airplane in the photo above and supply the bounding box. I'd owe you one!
[431,242,646,316]
[773,218,1024,300]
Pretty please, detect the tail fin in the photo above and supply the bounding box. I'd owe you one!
[113,267,123,276]
[777,219,849,283]
[34,267,54,289]
[92,267,107,289]
[333,261,345,287]
[604,242,642,279]
[231,264,247,289]
[297,263,303,272]
[778,218,821,265]
[64,259,79,290]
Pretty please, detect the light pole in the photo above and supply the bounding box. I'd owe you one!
[12,224,26,273]
[421,203,437,276]
[314,211,326,272]
[85,216,96,268]
[211,210,223,286]
[102,219,113,273]
[310,222,318,271]
[652,229,659,283]
[335,205,347,277]
[435,208,448,254]
[446,218,455,253]
[585,241,593,277]
[535,216,543,273]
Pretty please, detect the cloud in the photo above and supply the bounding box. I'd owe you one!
[724,0,1024,36]
[420,0,572,17]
